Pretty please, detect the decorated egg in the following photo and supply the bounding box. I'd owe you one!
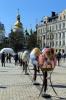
[30,48,40,67]
[38,48,56,71]
[22,50,30,62]
[32,48,40,56]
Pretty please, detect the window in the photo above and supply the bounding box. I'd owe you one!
[63,41,65,45]
[26,37,27,41]
[63,23,65,28]
[52,42,54,46]
[59,33,61,38]
[38,29,40,33]
[43,27,44,32]
[52,25,54,30]
[59,41,61,45]
[43,35,45,39]
[64,15,65,19]
[41,29,42,33]
[56,33,57,38]
[50,42,51,47]
[56,41,58,46]
[60,16,62,20]
[52,34,54,39]
[59,24,61,29]
[63,32,65,37]
[52,18,56,21]
[50,35,51,39]
[43,43,45,47]
[50,26,51,32]
[56,25,58,30]
[44,21,46,24]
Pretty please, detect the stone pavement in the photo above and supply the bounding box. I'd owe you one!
[0,58,66,100]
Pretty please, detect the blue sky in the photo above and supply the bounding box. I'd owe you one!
[0,0,66,37]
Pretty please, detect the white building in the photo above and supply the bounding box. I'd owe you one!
[0,22,5,43]
[37,9,66,54]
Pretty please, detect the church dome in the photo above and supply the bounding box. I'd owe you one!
[14,11,22,28]
[14,21,22,28]
[24,29,29,36]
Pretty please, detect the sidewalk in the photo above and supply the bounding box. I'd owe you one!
[0,58,66,100]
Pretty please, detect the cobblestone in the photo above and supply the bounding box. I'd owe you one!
[0,58,66,100]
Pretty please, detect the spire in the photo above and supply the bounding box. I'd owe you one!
[30,24,32,34]
[35,18,38,30]
[36,19,37,24]
[17,8,19,14]
[17,8,20,21]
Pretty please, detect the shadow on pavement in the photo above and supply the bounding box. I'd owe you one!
[0,86,7,89]
[50,84,66,88]
[0,71,8,72]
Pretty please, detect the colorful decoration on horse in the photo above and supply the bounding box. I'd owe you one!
[38,48,56,71]
[30,48,40,67]
[22,50,30,62]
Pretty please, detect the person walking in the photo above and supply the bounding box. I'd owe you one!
[1,52,5,67]
[14,53,18,65]
[20,52,23,66]
[57,51,61,66]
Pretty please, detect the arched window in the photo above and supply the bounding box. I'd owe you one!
[63,15,65,19]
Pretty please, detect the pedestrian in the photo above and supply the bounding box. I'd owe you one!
[57,51,61,66]
[14,53,18,65]
[6,53,9,63]
[1,52,5,67]
[63,53,65,61]
[20,51,24,66]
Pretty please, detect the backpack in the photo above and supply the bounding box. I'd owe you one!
[38,48,56,71]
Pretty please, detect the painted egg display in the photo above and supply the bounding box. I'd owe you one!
[38,48,56,71]
[32,48,40,56]
[30,48,40,67]
[22,50,30,62]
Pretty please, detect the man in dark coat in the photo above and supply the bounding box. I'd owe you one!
[14,53,18,65]
[57,51,61,66]
[1,52,5,67]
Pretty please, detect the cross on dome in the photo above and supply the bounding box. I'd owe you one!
[17,8,19,14]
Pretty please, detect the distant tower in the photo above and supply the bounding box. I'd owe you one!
[35,19,38,32]
[13,9,23,32]
[30,24,32,35]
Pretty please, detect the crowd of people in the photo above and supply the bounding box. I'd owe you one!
[0,51,25,68]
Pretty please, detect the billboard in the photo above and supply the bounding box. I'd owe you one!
[0,23,5,33]
[0,23,4,29]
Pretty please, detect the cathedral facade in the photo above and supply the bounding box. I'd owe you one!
[10,10,29,49]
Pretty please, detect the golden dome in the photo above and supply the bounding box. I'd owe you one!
[14,21,22,28]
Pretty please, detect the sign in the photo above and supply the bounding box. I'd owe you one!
[0,24,4,29]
